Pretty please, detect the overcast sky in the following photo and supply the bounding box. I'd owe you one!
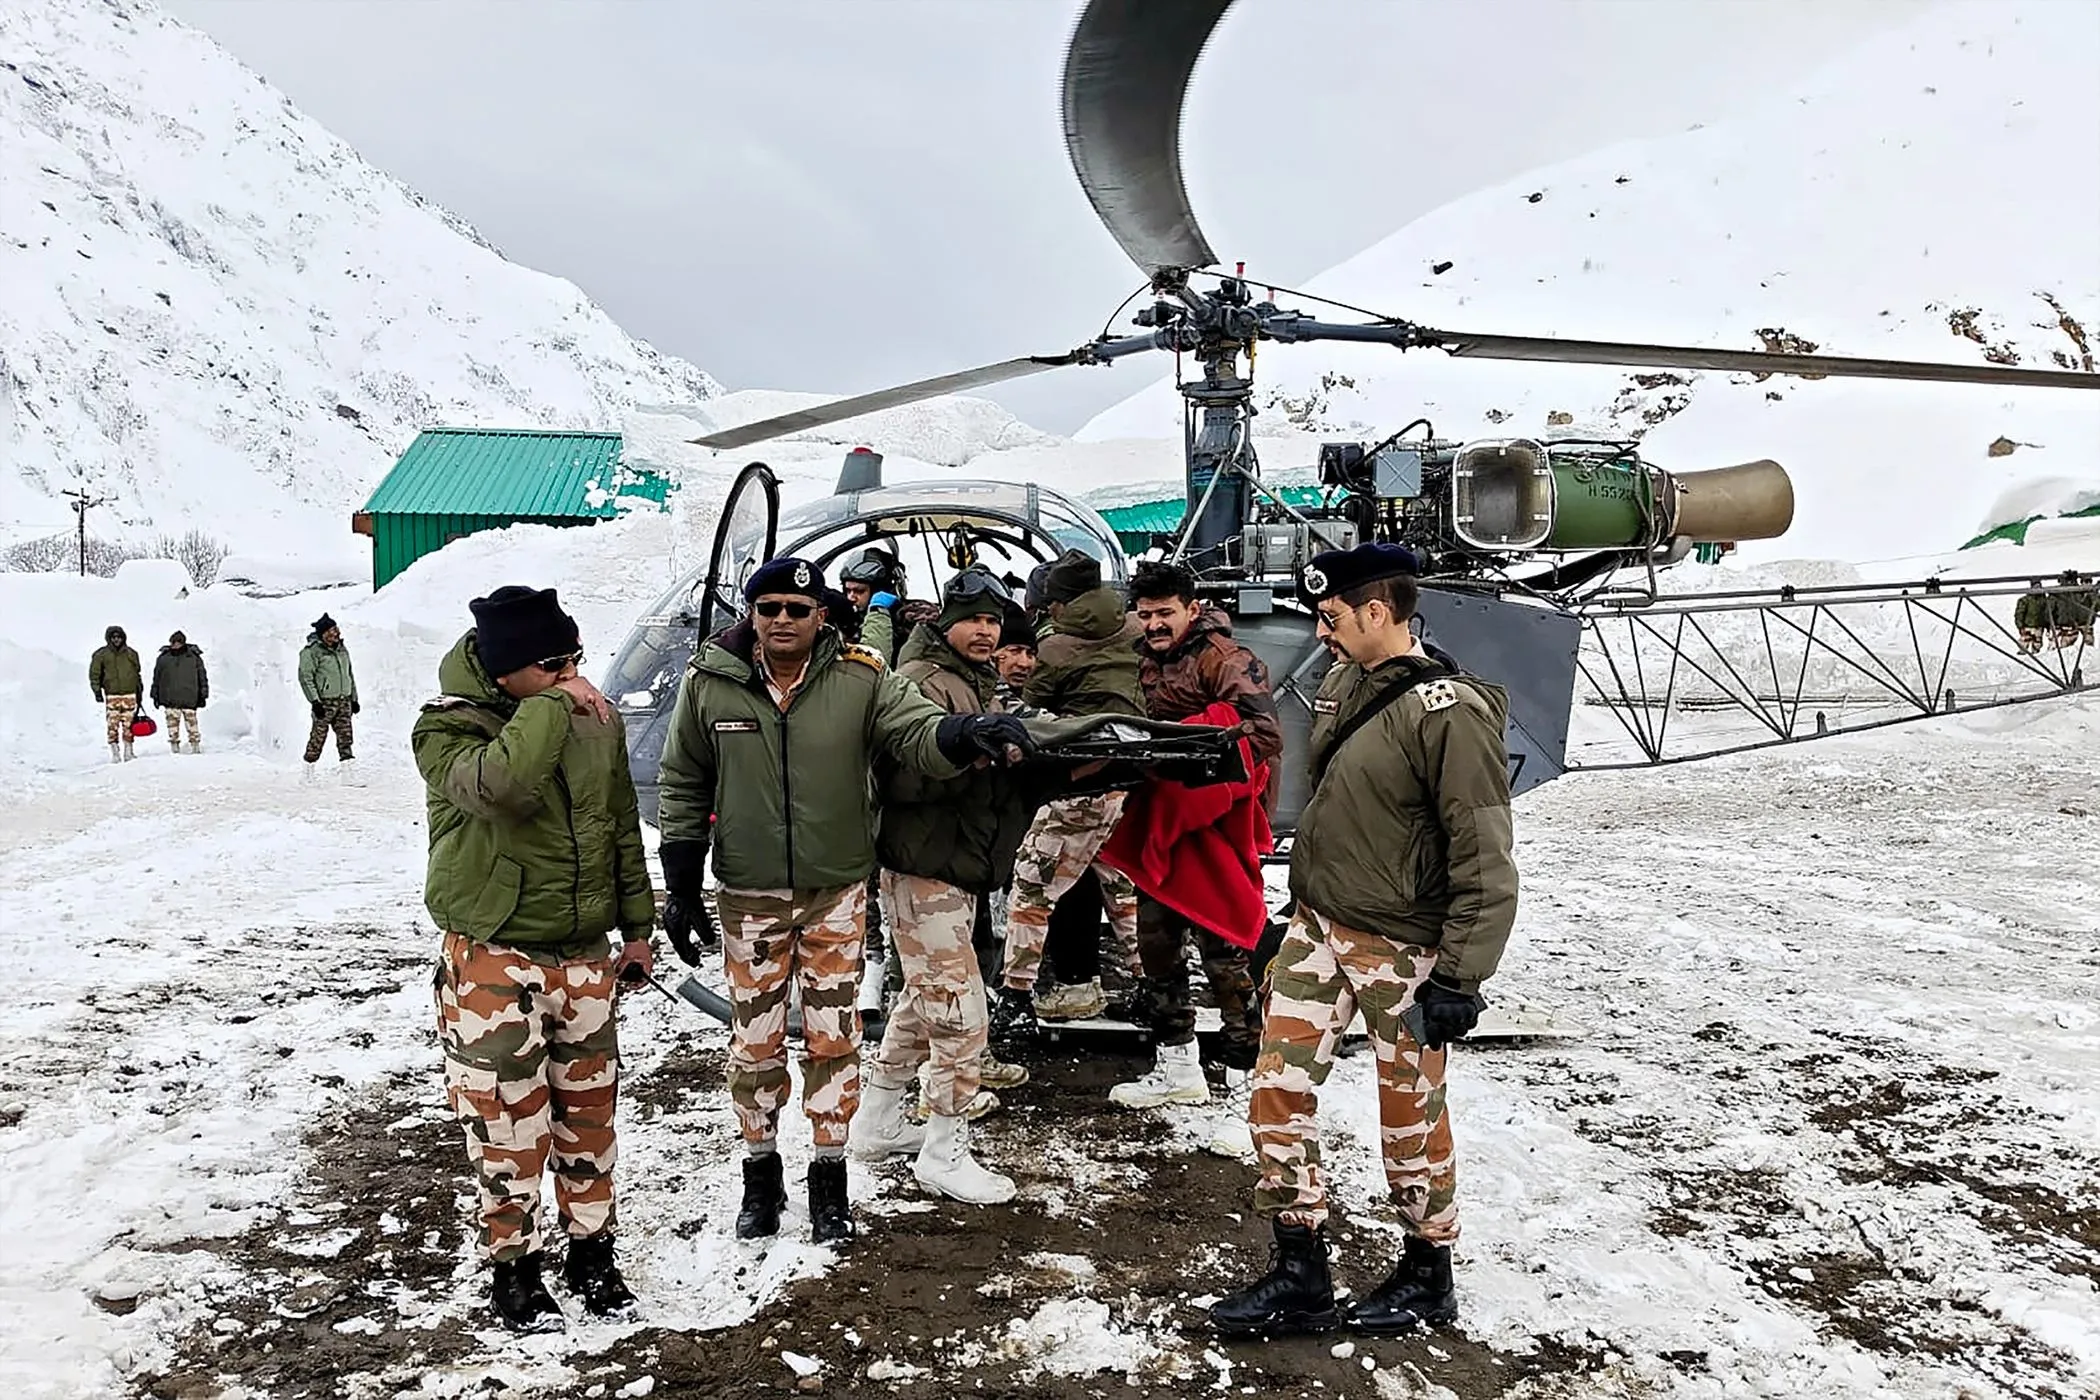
[165,0,1935,434]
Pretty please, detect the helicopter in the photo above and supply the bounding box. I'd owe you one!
[605,0,2098,836]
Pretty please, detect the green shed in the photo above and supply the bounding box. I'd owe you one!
[353,428,670,589]
[1099,484,1335,554]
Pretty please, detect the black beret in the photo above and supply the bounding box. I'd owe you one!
[1300,542,1421,603]
[744,556,826,603]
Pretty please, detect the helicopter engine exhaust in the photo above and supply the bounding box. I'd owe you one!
[1450,439,1792,552]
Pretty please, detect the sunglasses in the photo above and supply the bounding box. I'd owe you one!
[532,650,584,673]
[753,599,818,620]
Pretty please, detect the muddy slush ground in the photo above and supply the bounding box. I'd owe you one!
[137,1039,1612,1400]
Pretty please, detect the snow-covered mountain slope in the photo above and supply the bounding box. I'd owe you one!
[1082,0,2100,567]
[0,0,720,561]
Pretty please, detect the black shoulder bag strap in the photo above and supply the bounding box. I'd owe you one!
[1308,664,1454,790]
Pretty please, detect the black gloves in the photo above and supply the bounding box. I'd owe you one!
[311,701,324,720]
[935,712,1034,766]
[351,700,361,714]
[1410,973,1486,1052]
[659,839,716,965]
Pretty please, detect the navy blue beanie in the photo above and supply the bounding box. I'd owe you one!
[744,556,826,603]
[1299,542,1421,602]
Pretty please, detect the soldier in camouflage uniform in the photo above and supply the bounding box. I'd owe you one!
[995,550,1148,1030]
[1213,544,1518,1339]
[151,631,209,754]
[411,586,656,1331]
[88,625,143,762]
[299,614,359,765]
[655,557,1031,1244]
[853,569,1050,1204]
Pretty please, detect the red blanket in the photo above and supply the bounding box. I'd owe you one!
[1099,702,1274,948]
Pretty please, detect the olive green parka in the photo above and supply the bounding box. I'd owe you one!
[1288,654,1518,992]
[411,632,655,955]
[89,644,144,699]
[656,624,960,893]
[877,627,1046,893]
[1023,586,1145,718]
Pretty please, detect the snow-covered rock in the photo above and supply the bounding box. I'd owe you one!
[0,0,720,560]
[1082,0,2100,566]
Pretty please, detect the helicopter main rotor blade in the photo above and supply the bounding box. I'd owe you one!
[1062,0,1228,281]
[688,333,1167,451]
[1279,318,2099,391]
[1417,327,2098,391]
[690,354,1085,450]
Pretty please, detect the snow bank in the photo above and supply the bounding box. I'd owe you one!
[1082,0,2100,566]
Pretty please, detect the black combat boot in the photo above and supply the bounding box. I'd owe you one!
[1348,1234,1458,1333]
[562,1233,637,1317]
[490,1252,564,1332]
[735,1151,788,1240]
[1210,1220,1339,1337]
[988,987,1036,1046]
[808,1155,855,1246]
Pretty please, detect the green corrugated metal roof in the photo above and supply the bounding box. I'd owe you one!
[361,428,668,518]
[1100,485,1336,550]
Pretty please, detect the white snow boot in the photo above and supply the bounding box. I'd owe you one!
[1204,1068,1257,1159]
[301,762,318,784]
[849,1081,926,1161]
[120,739,135,762]
[186,740,200,755]
[108,743,121,764]
[913,1112,1016,1205]
[1109,1039,1210,1109]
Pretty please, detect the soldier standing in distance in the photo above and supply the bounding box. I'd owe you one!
[653,557,1030,1245]
[151,630,209,754]
[851,568,1046,1203]
[412,586,656,1331]
[1110,560,1280,1108]
[89,624,143,762]
[1212,543,1517,1338]
[299,614,359,767]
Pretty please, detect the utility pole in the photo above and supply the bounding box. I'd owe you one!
[60,486,110,577]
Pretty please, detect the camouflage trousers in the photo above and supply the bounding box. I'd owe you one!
[1002,792,1140,991]
[163,708,199,746]
[1136,895,1262,1062]
[718,882,865,1149]
[1249,905,1455,1242]
[304,698,354,762]
[434,931,620,1262]
[867,871,988,1116]
[103,694,138,744]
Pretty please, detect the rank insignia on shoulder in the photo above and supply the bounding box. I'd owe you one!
[1419,678,1461,713]
[842,643,885,670]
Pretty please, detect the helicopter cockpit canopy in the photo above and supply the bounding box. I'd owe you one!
[605,462,1127,819]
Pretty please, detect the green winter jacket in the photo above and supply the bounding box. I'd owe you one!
[411,632,655,954]
[299,634,358,704]
[1022,586,1145,718]
[877,628,1046,893]
[656,624,961,892]
[151,644,209,709]
[89,645,143,699]
[1288,654,1518,992]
